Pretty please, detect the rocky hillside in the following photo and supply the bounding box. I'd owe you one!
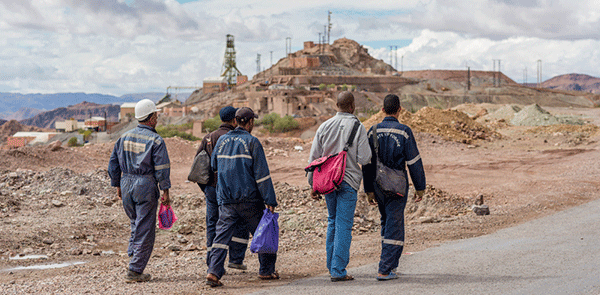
[20,101,120,129]
[542,73,600,93]
[0,120,46,143]
[4,107,44,121]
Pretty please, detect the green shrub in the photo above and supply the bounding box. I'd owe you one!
[272,115,299,133]
[67,137,79,147]
[202,115,221,133]
[318,83,327,91]
[258,113,280,130]
[327,84,336,89]
[341,84,348,91]
[351,85,357,91]
[156,124,200,141]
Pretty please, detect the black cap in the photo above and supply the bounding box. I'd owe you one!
[219,106,238,122]
[235,107,258,122]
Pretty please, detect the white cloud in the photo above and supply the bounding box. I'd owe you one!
[1,0,600,95]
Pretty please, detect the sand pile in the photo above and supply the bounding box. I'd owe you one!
[363,107,499,144]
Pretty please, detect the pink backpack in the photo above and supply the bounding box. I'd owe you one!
[306,121,360,194]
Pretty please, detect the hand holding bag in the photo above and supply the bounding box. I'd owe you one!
[158,203,178,230]
[373,124,408,197]
[250,209,279,254]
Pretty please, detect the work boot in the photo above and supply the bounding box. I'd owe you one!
[125,270,151,283]
[227,263,247,270]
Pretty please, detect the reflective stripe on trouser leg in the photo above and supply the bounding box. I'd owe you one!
[207,204,239,279]
[229,219,249,265]
[121,175,159,274]
[375,183,407,275]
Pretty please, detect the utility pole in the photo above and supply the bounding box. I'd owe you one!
[327,11,332,44]
[492,59,496,87]
[270,51,273,77]
[498,59,502,87]
[389,46,393,68]
[537,59,542,88]
[256,54,261,78]
[466,66,471,91]
[401,55,404,74]
[318,33,322,55]
[285,37,291,56]
[394,46,398,70]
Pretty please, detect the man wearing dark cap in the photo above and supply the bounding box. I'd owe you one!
[195,106,249,271]
[206,107,279,287]
[362,94,426,281]
[308,91,371,282]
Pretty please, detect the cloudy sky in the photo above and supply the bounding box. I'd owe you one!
[1,0,600,95]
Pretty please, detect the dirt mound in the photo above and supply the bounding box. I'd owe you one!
[363,107,499,144]
[510,104,585,126]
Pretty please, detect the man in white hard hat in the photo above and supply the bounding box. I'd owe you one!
[108,99,171,283]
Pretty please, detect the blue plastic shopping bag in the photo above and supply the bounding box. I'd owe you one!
[250,209,279,254]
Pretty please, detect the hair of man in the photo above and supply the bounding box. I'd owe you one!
[383,94,401,115]
[337,91,355,114]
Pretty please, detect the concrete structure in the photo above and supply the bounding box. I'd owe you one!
[203,77,228,94]
[120,102,137,122]
[7,132,59,148]
[234,88,330,117]
[237,75,248,85]
[84,117,108,131]
[55,119,84,132]
[290,56,320,69]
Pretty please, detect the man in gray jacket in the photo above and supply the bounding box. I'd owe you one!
[309,91,371,282]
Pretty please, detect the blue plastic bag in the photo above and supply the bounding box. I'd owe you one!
[250,209,279,254]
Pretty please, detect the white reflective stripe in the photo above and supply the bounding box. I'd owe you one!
[256,175,271,184]
[207,246,212,252]
[217,155,252,160]
[123,133,162,145]
[382,239,404,246]
[231,237,250,245]
[407,154,421,166]
[123,141,146,153]
[378,128,409,139]
[212,243,229,250]
[155,163,170,170]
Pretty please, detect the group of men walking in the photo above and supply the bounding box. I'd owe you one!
[107,91,426,285]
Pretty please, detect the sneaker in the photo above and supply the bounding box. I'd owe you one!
[228,263,247,270]
[125,270,151,283]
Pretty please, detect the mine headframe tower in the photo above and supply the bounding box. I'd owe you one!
[220,34,243,87]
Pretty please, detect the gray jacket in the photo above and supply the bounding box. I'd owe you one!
[308,112,371,191]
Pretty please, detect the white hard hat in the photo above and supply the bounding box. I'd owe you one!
[135,99,158,120]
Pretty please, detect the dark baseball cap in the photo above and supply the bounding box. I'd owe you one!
[219,106,238,122]
[235,107,258,122]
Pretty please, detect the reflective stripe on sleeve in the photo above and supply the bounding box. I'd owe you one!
[155,163,170,170]
[231,237,250,245]
[378,128,409,139]
[217,155,252,160]
[212,243,229,250]
[407,154,421,166]
[382,238,404,246]
[123,133,161,145]
[256,175,271,184]
[207,246,212,252]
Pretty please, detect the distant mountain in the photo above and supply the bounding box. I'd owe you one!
[0,92,165,119]
[20,101,121,129]
[0,119,6,126]
[542,73,600,94]
[4,107,44,121]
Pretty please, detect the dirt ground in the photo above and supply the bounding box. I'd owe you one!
[2,105,600,294]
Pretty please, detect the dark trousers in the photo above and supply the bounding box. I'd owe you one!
[121,174,159,274]
[203,185,248,266]
[374,183,408,275]
[207,202,277,279]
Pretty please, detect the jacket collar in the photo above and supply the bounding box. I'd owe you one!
[233,127,250,134]
[383,116,399,123]
[219,123,235,131]
[336,112,355,117]
[138,124,157,133]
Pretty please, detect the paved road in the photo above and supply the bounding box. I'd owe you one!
[253,198,600,295]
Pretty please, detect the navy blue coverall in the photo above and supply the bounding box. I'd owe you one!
[108,124,171,274]
[197,123,248,266]
[362,116,426,275]
[207,127,278,279]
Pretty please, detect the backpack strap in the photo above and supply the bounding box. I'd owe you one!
[372,123,378,161]
[343,121,361,152]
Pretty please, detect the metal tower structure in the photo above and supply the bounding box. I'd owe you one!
[220,34,243,86]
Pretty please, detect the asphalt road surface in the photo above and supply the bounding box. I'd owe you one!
[253,198,600,295]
